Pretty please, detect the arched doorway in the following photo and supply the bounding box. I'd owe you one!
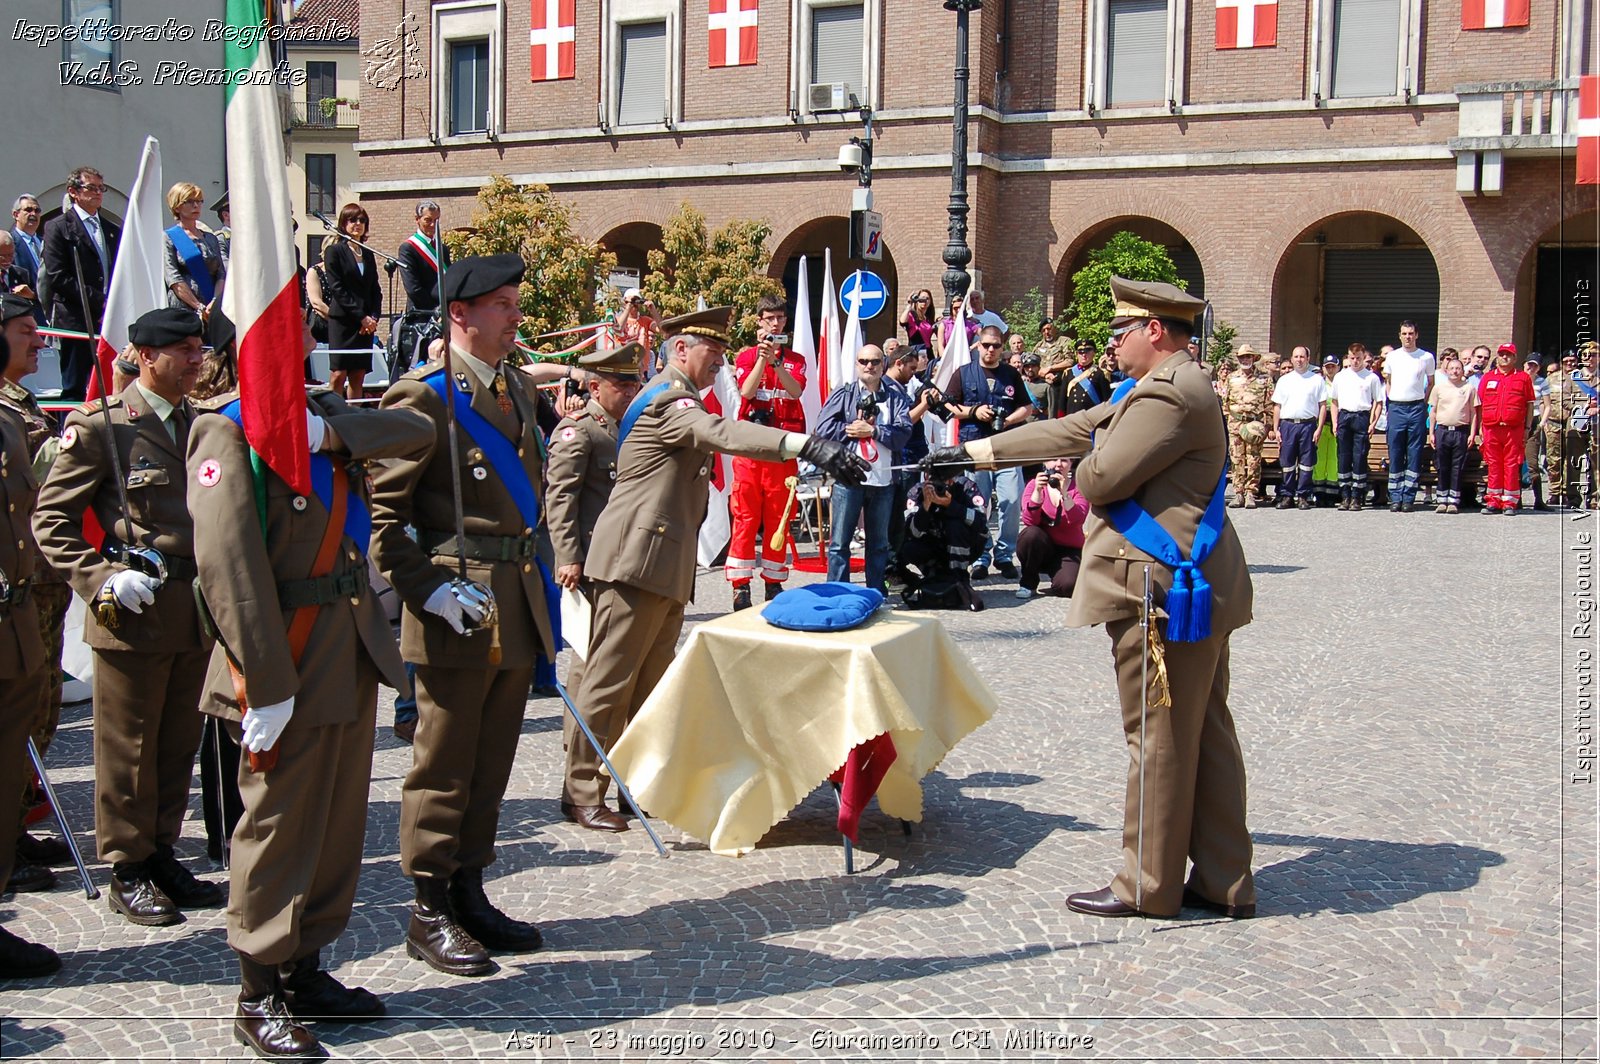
[597,221,664,298]
[770,216,900,345]
[1056,217,1206,313]
[1272,213,1440,358]
[1523,208,1599,359]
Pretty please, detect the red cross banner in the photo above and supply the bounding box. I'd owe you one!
[530,0,576,81]
[1216,0,1277,49]
[709,0,758,67]
[1462,0,1530,30]
[1579,75,1599,186]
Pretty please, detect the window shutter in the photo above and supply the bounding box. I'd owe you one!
[450,40,490,133]
[811,5,865,102]
[1330,0,1401,98]
[1106,0,1167,107]
[617,21,668,125]
[1321,248,1439,356]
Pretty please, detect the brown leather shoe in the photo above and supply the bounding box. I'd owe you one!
[561,801,628,832]
[1182,886,1256,919]
[16,832,72,867]
[146,846,225,909]
[108,865,183,927]
[1065,886,1143,917]
[3,862,55,894]
[392,718,417,744]
[405,878,494,977]
[281,954,385,1021]
[448,867,543,951]
[235,993,326,1059]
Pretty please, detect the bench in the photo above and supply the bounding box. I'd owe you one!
[1256,431,1483,500]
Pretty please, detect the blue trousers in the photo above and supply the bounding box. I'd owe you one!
[1336,410,1371,498]
[972,466,1023,566]
[1386,399,1427,503]
[1278,420,1318,499]
[828,482,894,592]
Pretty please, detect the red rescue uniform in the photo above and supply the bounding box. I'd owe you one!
[1477,368,1534,511]
[727,346,807,586]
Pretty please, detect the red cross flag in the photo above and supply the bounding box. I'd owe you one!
[1579,75,1599,186]
[709,0,758,68]
[530,0,576,81]
[1216,0,1277,49]
[1462,0,1530,30]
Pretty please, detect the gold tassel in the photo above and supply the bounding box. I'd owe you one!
[1147,624,1172,709]
[487,621,502,667]
[93,587,120,631]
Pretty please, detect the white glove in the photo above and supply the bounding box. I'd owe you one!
[103,570,160,614]
[306,410,328,452]
[423,580,489,635]
[241,697,294,753]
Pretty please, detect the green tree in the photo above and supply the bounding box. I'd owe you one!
[1206,319,1238,369]
[641,203,783,349]
[445,176,616,351]
[1066,231,1185,351]
[997,287,1057,349]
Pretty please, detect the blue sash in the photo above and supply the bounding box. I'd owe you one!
[1105,468,1229,643]
[618,378,677,450]
[1071,365,1102,406]
[1574,377,1597,400]
[220,399,369,553]
[166,225,214,304]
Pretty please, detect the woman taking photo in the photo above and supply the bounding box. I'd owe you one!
[163,182,225,318]
[903,288,936,349]
[320,202,382,399]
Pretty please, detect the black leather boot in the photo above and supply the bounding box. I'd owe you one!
[0,925,60,980]
[234,955,325,1059]
[448,867,544,952]
[405,877,493,976]
[280,951,385,1021]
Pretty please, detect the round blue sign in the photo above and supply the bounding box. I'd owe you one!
[840,270,889,321]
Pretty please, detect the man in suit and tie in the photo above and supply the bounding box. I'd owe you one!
[41,166,121,400]
[8,197,47,323]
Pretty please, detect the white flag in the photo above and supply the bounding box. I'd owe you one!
[89,136,164,399]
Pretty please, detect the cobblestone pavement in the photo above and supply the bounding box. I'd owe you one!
[3,506,1596,1061]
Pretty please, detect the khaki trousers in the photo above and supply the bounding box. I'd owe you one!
[400,661,534,879]
[92,647,210,864]
[1106,617,1255,916]
[226,660,378,965]
[563,582,684,807]
[0,668,48,892]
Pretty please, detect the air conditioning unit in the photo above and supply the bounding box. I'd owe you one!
[808,82,854,113]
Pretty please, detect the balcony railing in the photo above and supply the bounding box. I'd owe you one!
[1452,79,1578,152]
[290,100,358,130]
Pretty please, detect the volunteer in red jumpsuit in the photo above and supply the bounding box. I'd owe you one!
[727,294,807,611]
[1476,342,1536,514]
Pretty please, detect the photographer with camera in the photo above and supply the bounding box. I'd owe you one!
[885,343,933,567]
[726,294,808,611]
[1016,458,1087,599]
[896,470,988,611]
[942,324,1032,582]
[817,344,911,593]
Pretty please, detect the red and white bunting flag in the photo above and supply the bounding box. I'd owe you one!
[530,0,576,81]
[696,363,742,566]
[1579,76,1599,186]
[1216,0,1277,49]
[819,249,842,401]
[794,255,821,429]
[88,136,165,403]
[708,0,758,68]
[1462,0,1529,30]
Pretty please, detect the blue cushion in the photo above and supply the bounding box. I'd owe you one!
[761,582,885,631]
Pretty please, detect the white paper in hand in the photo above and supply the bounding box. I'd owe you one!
[561,587,592,661]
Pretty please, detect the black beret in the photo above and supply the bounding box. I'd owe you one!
[442,254,525,305]
[0,292,37,323]
[128,307,204,348]
[206,308,237,352]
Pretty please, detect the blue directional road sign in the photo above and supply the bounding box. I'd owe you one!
[840,269,889,321]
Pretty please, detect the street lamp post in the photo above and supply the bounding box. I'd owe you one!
[941,0,982,314]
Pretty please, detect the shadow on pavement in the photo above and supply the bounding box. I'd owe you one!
[1252,831,1505,917]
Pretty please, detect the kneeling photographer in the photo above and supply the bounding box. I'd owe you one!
[1016,458,1087,600]
[896,471,988,611]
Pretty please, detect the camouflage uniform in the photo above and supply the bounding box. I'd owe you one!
[1222,368,1270,504]
[1544,369,1587,505]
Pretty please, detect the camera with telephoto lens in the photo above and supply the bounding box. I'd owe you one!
[988,407,1006,433]
[922,386,952,418]
[855,390,879,425]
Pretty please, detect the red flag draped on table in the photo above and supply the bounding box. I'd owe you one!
[222,0,310,495]
[1461,0,1530,30]
[530,0,577,81]
[708,0,758,67]
[1580,76,1600,187]
[1215,0,1277,49]
[87,137,165,403]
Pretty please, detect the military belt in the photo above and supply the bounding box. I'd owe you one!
[102,545,197,582]
[0,575,32,610]
[419,528,537,564]
[279,564,370,609]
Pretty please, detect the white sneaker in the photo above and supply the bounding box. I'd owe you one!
[1014,587,1035,600]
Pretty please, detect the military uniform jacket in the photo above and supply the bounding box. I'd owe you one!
[979,351,1253,633]
[187,393,430,726]
[1223,371,1270,424]
[545,398,618,572]
[371,362,558,668]
[33,387,210,652]
[0,405,44,680]
[586,365,788,604]
[1546,371,1584,423]
[0,381,64,587]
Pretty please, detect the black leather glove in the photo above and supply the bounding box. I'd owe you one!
[800,437,871,486]
[921,445,970,480]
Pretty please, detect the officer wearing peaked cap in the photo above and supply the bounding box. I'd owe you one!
[925,275,1256,920]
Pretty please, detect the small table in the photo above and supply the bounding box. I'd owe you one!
[605,608,998,857]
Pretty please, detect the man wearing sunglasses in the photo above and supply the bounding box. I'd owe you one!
[941,324,1031,581]
[41,166,122,401]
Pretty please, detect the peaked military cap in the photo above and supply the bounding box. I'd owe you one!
[210,190,229,216]
[1109,276,1205,330]
[660,306,734,348]
[442,254,525,305]
[579,340,644,377]
[128,307,204,348]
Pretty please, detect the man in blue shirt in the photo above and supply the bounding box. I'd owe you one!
[941,325,1032,580]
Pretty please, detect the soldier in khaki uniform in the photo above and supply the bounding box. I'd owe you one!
[188,374,432,1059]
[0,330,59,979]
[1543,353,1586,508]
[33,307,223,927]
[927,277,1255,920]
[547,342,644,830]
[0,294,72,885]
[1222,344,1270,507]
[371,255,560,977]
[569,307,869,831]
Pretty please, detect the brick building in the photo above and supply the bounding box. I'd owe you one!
[354,0,1597,358]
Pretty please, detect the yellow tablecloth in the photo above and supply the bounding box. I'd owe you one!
[605,608,998,856]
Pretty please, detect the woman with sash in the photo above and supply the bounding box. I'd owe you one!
[163,182,226,319]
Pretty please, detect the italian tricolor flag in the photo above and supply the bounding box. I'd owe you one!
[221,0,310,495]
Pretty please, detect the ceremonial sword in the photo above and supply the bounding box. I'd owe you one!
[27,738,98,900]
[1137,564,1152,914]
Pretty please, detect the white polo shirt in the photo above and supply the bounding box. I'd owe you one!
[1385,347,1436,402]
[1331,368,1383,412]
[1271,369,1330,420]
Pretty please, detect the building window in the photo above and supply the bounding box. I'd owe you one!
[810,4,864,105]
[61,0,120,92]
[306,154,337,218]
[432,1,502,139]
[450,39,491,133]
[793,0,880,115]
[1105,0,1166,107]
[305,60,338,127]
[1314,0,1418,101]
[306,235,327,269]
[615,22,668,126]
